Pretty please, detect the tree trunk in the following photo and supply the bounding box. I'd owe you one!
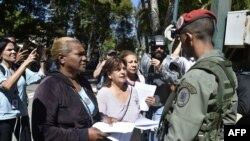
[164,0,174,29]
[87,31,93,62]
[149,0,160,34]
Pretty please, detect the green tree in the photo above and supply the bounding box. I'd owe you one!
[0,0,44,40]
[111,0,135,51]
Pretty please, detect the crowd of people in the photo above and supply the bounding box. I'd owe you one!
[0,8,249,141]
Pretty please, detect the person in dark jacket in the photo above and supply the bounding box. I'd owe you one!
[32,37,111,141]
[236,72,250,125]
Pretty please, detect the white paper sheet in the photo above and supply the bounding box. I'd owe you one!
[135,124,159,130]
[93,117,159,140]
[134,117,159,130]
[107,136,119,141]
[134,82,156,111]
[134,117,159,126]
[92,122,135,133]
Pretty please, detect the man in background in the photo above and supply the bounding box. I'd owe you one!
[93,49,117,91]
[139,35,178,141]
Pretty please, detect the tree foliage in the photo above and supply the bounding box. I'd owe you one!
[232,0,250,10]
[0,0,45,40]
[135,0,250,49]
[0,0,135,57]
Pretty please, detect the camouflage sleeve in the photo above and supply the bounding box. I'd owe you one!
[165,69,217,141]
[223,72,238,125]
[159,57,179,83]
[223,92,238,125]
[139,53,151,78]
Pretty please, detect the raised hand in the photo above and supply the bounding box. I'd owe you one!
[23,48,37,67]
[15,48,29,64]
[150,58,161,71]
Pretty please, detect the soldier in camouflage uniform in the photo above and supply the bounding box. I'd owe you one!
[157,9,238,141]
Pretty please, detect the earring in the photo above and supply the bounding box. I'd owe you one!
[108,75,112,79]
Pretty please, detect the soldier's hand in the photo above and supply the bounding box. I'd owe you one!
[88,127,108,141]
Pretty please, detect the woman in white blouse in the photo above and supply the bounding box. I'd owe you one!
[97,56,141,141]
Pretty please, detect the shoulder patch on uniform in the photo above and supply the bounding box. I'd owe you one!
[177,88,190,107]
[179,81,197,94]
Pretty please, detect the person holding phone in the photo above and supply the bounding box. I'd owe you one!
[0,37,46,141]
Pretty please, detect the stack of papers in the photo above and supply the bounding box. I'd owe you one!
[93,122,135,133]
[93,117,159,141]
[93,117,159,133]
[134,117,159,130]
[134,82,156,111]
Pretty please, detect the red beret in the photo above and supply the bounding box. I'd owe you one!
[176,9,217,31]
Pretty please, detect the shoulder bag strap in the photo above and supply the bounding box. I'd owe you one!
[120,87,133,121]
[0,64,6,75]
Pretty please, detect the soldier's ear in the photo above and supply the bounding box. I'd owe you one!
[186,33,193,40]
[186,33,194,46]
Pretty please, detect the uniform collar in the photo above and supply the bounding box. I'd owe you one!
[197,49,224,61]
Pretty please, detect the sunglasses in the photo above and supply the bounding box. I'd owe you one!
[151,46,165,50]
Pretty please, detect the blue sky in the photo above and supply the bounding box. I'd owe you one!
[132,0,139,6]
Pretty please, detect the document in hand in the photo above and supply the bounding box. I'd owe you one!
[92,122,135,133]
[134,82,156,111]
[134,117,159,130]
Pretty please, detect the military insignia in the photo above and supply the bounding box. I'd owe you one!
[177,88,190,107]
[179,81,197,94]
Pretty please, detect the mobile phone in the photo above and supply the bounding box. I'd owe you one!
[36,45,43,54]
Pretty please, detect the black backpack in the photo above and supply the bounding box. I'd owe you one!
[0,64,6,75]
[0,64,26,78]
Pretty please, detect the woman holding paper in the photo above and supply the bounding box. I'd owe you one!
[96,56,141,141]
[120,50,156,108]
[97,56,141,122]
[32,37,110,141]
